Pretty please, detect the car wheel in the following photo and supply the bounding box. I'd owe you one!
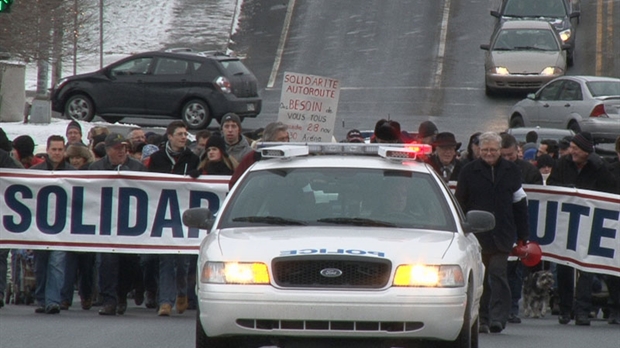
[196,308,237,348]
[509,116,525,128]
[182,99,212,130]
[485,84,494,97]
[65,94,95,122]
[101,116,124,124]
[568,120,581,133]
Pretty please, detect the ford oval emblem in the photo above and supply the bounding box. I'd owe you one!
[320,268,343,278]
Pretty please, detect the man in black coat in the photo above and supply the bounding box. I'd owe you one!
[546,132,618,326]
[148,121,199,316]
[500,133,543,323]
[89,133,146,316]
[455,132,530,334]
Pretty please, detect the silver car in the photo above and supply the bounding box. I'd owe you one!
[480,20,568,96]
[508,75,620,143]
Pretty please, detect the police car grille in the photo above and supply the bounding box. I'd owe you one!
[272,256,391,288]
[236,319,423,332]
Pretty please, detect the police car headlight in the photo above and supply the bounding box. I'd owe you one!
[393,265,464,287]
[201,262,270,284]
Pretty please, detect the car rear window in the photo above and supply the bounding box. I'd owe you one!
[219,59,252,76]
[220,167,457,231]
[587,81,620,97]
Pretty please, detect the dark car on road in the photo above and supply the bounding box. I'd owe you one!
[491,0,580,66]
[51,49,262,129]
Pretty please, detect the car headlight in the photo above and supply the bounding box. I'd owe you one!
[393,264,464,287]
[540,67,564,76]
[201,262,270,284]
[559,29,571,42]
[490,67,510,75]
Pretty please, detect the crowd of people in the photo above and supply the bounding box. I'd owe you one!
[0,115,619,333]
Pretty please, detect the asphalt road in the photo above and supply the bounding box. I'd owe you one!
[233,0,619,143]
[1,299,618,348]
[84,0,620,145]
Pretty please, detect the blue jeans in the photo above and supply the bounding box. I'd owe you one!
[0,249,8,298]
[158,254,189,306]
[34,250,67,307]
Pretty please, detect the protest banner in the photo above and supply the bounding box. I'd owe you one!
[0,169,229,254]
[277,72,340,142]
[524,184,619,277]
[2,170,619,276]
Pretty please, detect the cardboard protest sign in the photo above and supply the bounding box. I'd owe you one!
[277,72,340,142]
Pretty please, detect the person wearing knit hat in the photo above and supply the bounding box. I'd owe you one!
[536,154,555,185]
[372,119,401,143]
[522,148,537,163]
[546,131,617,326]
[11,135,44,168]
[192,135,238,177]
[66,120,84,145]
[571,131,594,154]
[220,113,252,162]
[417,120,439,145]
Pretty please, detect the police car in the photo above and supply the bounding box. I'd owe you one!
[183,143,494,348]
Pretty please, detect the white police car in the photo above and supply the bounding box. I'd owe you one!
[183,143,494,348]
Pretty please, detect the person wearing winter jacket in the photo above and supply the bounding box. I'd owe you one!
[148,121,199,316]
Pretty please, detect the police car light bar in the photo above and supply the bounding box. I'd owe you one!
[260,145,309,159]
[257,143,431,160]
[378,144,432,160]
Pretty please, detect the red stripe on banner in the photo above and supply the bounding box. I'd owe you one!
[525,187,620,204]
[0,240,200,251]
[544,252,620,273]
[0,172,229,184]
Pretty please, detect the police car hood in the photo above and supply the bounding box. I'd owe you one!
[215,226,455,262]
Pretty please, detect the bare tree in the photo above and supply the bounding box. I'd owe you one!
[0,0,98,96]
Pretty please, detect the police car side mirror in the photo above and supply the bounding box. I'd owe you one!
[183,208,215,231]
[463,210,495,233]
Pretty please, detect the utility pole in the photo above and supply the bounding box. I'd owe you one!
[99,0,103,69]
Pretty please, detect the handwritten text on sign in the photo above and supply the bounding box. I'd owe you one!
[278,72,340,143]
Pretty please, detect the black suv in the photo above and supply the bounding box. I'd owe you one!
[51,49,262,129]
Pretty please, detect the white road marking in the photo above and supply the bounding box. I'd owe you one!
[433,0,452,89]
[267,0,297,88]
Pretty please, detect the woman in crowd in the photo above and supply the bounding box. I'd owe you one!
[194,135,238,176]
[65,143,94,170]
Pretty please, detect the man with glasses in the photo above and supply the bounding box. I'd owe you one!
[455,132,530,334]
[148,121,199,316]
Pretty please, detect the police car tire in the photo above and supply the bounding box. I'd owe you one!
[196,308,236,348]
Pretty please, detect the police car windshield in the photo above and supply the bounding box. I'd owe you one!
[220,167,456,231]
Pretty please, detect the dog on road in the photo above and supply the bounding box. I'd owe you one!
[522,270,554,318]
